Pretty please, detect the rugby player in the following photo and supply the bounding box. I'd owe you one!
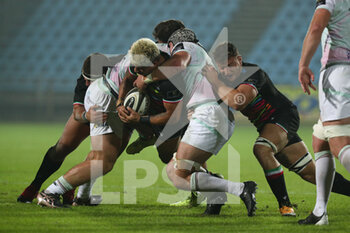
[36,39,187,207]
[124,19,207,208]
[17,53,111,204]
[298,0,350,225]
[202,42,350,216]
[142,28,258,216]
[116,38,185,165]
[125,19,185,154]
[73,20,188,206]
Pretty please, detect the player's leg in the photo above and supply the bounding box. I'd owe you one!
[324,118,350,173]
[157,136,180,164]
[167,105,256,216]
[157,135,206,207]
[73,120,132,206]
[298,128,334,225]
[73,151,101,206]
[167,142,256,216]
[320,65,350,173]
[38,132,128,208]
[275,135,350,196]
[17,113,89,203]
[253,123,294,216]
[126,124,157,154]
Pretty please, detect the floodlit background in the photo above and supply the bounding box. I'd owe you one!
[0,0,320,122]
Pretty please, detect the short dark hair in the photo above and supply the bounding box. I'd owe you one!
[167,28,198,45]
[213,42,239,65]
[152,19,185,43]
[81,53,109,80]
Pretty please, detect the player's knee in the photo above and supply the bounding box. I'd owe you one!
[102,160,115,175]
[166,161,175,182]
[172,169,191,190]
[166,161,191,190]
[288,152,313,176]
[253,137,277,158]
[158,152,173,164]
[253,144,273,160]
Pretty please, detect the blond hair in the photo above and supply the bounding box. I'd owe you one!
[129,38,160,67]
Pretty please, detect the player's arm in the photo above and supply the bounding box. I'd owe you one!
[116,68,138,119]
[73,104,89,123]
[298,9,330,94]
[215,82,256,111]
[202,64,257,111]
[72,76,91,123]
[73,104,108,124]
[120,101,181,125]
[120,80,183,125]
[150,51,191,81]
[116,68,138,108]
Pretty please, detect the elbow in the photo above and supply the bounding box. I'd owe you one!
[229,102,245,111]
[225,93,246,111]
[73,115,79,121]
[308,24,325,36]
[233,104,245,111]
[73,111,80,121]
[163,111,180,125]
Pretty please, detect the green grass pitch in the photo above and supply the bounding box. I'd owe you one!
[0,122,349,232]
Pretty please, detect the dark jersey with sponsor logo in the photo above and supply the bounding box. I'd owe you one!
[238,62,297,130]
[146,80,183,115]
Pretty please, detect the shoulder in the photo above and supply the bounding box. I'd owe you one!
[316,0,335,14]
[171,42,187,55]
[171,42,201,56]
[242,62,265,78]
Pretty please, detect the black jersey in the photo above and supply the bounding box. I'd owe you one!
[238,62,296,130]
[146,80,183,115]
[73,75,88,106]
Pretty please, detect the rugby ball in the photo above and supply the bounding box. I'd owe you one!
[124,88,150,115]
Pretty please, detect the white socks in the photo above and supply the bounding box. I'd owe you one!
[191,172,244,197]
[313,151,335,217]
[77,179,96,200]
[46,176,73,195]
[339,146,350,173]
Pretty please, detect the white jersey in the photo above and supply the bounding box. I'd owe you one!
[106,53,133,94]
[157,43,171,55]
[171,42,217,108]
[316,0,350,69]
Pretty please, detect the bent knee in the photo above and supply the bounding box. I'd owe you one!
[253,144,274,157]
[102,162,115,175]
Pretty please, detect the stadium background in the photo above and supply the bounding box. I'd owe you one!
[0,0,320,123]
[2,1,350,232]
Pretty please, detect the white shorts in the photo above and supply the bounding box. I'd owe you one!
[84,78,124,137]
[319,65,350,122]
[181,103,235,155]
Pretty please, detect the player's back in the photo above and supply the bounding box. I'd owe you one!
[171,42,217,108]
[318,0,350,68]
